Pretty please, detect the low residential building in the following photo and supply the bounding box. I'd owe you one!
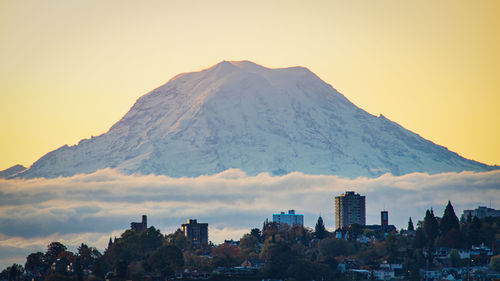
[241,258,265,269]
[421,269,442,281]
[372,270,395,280]
[379,262,402,271]
[224,239,239,247]
[471,243,493,256]
[357,235,372,244]
[461,206,500,221]
[458,249,470,259]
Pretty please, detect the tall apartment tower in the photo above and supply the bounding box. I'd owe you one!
[335,191,366,229]
[182,219,208,246]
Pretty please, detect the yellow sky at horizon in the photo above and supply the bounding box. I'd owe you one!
[0,0,499,171]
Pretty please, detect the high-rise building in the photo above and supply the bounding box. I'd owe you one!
[182,219,208,245]
[335,191,366,229]
[130,215,147,233]
[273,210,304,227]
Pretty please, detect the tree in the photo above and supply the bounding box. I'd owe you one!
[166,229,191,250]
[148,245,184,278]
[250,228,262,242]
[409,250,425,281]
[261,243,297,278]
[449,249,460,267]
[286,260,333,281]
[440,201,460,237]
[78,243,102,269]
[490,255,500,272]
[44,242,67,265]
[139,227,163,254]
[423,209,439,246]
[114,260,128,279]
[385,232,399,263]
[239,233,259,256]
[0,264,24,281]
[408,217,415,231]
[314,216,328,240]
[443,227,462,248]
[211,244,242,268]
[348,223,363,241]
[413,228,426,249]
[318,238,354,258]
[25,252,46,274]
[93,257,105,279]
[74,256,84,281]
[467,216,482,246]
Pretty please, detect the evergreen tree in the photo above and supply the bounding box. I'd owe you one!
[408,217,414,231]
[263,218,270,232]
[413,228,426,249]
[314,216,328,239]
[423,209,439,247]
[250,228,262,242]
[467,216,482,246]
[466,212,472,223]
[440,201,460,236]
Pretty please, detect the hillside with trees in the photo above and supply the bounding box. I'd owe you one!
[1,201,499,281]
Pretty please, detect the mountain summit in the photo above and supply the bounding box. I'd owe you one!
[18,61,496,178]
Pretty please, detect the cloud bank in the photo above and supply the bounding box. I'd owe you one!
[0,169,499,269]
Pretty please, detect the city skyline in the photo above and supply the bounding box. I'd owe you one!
[0,168,498,269]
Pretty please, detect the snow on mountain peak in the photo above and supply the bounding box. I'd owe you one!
[17,61,497,179]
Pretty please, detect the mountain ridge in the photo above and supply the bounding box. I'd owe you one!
[16,61,497,179]
[0,164,26,178]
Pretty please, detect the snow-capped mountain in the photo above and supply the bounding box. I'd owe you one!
[18,61,496,178]
[0,164,26,178]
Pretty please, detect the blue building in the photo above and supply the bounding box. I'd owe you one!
[273,210,304,227]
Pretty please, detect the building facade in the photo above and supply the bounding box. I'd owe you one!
[335,191,366,229]
[182,219,208,245]
[461,206,500,221]
[381,211,388,227]
[273,210,304,227]
[130,215,147,233]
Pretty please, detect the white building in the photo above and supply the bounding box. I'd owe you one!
[461,206,500,221]
[273,210,304,227]
[373,270,395,280]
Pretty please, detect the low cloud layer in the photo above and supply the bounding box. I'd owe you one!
[0,169,499,269]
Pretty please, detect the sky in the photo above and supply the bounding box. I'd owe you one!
[1,0,500,270]
[1,0,499,171]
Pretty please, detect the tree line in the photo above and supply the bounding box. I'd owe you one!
[1,201,499,281]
